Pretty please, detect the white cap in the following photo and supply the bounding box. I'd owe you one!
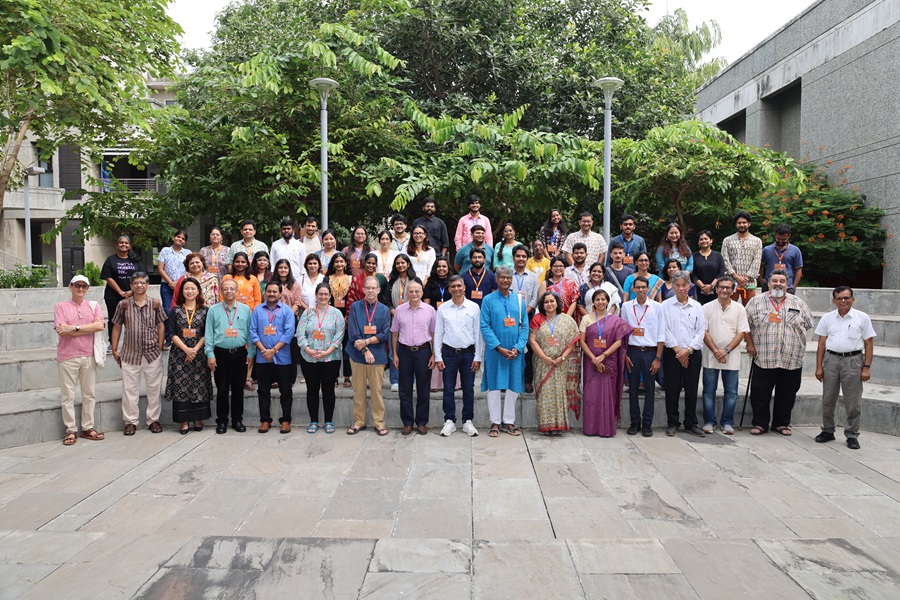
[70,275,90,286]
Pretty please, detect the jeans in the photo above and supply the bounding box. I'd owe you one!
[388,343,399,384]
[702,368,739,426]
[441,348,476,423]
[398,344,432,426]
[160,282,174,342]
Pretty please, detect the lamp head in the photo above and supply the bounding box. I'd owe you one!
[308,77,338,100]
[594,77,624,103]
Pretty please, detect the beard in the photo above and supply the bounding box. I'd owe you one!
[770,288,786,298]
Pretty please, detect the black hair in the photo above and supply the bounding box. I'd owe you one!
[733,210,752,225]
[273,258,296,289]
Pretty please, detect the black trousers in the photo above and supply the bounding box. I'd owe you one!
[398,344,432,426]
[255,362,294,424]
[105,297,122,345]
[750,366,802,431]
[213,347,248,425]
[663,347,701,428]
[299,358,340,423]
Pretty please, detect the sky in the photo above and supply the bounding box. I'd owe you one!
[168,0,819,65]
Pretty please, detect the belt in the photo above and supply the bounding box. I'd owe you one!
[442,344,475,354]
[628,345,657,352]
[401,343,430,352]
[216,346,246,354]
[827,349,862,357]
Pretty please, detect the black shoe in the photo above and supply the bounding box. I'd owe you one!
[684,425,706,437]
[216,423,227,434]
[233,421,247,433]
[626,424,641,436]
[846,438,860,450]
[815,431,835,443]
[642,425,653,437]
[666,426,677,437]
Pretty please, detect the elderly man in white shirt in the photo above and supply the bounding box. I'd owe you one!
[434,274,485,437]
[814,285,876,449]
[661,270,706,437]
[621,275,666,437]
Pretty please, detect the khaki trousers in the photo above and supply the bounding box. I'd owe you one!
[350,360,386,429]
[822,352,863,439]
[58,356,97,433]
[121,355,163,425]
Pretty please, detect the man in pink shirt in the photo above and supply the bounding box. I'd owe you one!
[391,281,437,434]
[54,275,106,445]
[454,194,493,251]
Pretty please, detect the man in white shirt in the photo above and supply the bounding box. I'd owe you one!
[701,276,749,435]
[814,285,876,449]
[435,275,484,436]
[622,276,665,436]
[662,271,706,437]
[302,216,322,254]
[562,211,607,266]
[270,218,307,278]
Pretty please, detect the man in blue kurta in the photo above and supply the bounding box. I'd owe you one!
[250,281,296,433]
[480,266,530,437]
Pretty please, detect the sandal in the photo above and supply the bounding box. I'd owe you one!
[774,426,792,436]
[501,424,522,436]
[63,432,77,445]
[488,424,501,438]
[307,422,319,434]
[324,422,335,434]
[347,425,367,435]
[750,426,766,435]
[342,378,352,388]
[194,421,204,432]
[376,427,389,436]
[80,429,105,441]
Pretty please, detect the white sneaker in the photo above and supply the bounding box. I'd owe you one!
[723,424,734,435]
[440,420,457,436]
[462,420,479,437]
[702,424,715,434]
[391,383,398,392]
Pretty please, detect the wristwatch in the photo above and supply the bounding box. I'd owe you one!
[75,325,80,332]
[655,355,662,361]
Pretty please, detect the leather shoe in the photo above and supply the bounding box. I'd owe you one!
[815,431,835,443]
[665,426,677,437]
[123,423,136,436]
[280,422,291,434]
[846,437,860,450]
[626,423,640,436]
[401,425,413,436]
[642,425,653,437]
[215,423,227,434]
[684,425,706,437]
[148,421,162,434]
[417,425,428,435]
[258,422,270,433]
[525,383,534,393]
[233,421,247,433]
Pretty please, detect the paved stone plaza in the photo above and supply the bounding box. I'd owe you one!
[1,424,900,599]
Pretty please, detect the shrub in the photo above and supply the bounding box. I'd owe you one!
[77,261,104,286]
[0,264,53,289]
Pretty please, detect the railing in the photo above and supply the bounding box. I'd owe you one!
[115,178,161,192]
[0,248,22,271]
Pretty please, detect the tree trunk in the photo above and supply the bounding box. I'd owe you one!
[674,188,686,233]
[0,117,33,223]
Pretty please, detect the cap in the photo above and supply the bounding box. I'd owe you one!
[70,275,90,286]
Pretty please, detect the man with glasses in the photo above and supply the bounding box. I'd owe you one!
[621,276,665,436]
[814,286,876,449]
[347,276,392,436]
[391,281,436,435]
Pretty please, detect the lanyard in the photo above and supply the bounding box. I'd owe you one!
[185,306,196,329]
[469,269,486,290]
[499,292,516,319]
[364,301,377,325]
[514,272,525,291]
[551,278,563,294]
[394,238,405,252]
[314,306,327,330]
[223,303,237,327]
[774,245,788,263]
[547,313,559,337]
[594,313,609,340]
[769,295,786,314]
[623,238,634,254]
[264,304,280,326]
[331,275,348,298]
[380,251,391,274]
[632,302,648,327]
[438,284,446,300]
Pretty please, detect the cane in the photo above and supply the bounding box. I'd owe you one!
[738,361,755,431]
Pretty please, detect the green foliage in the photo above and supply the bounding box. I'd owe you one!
[651,8,727,90]
[0,263,52,288]
[77,261,104,287]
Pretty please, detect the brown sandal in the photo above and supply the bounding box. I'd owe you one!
[774,426,792,436]
[488,424,501,438]
[63,432,77,445]
[80,429,105,441]
[343,377,352,388]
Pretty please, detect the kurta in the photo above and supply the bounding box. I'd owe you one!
[480,290,530,393]
[580,313,633,436]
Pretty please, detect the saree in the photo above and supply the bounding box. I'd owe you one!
[580,313,633,436]
[531,313,581,432]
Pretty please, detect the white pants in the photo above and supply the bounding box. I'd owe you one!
[58,356,97,433]
[487,390,518,425]
[121,355,163,425]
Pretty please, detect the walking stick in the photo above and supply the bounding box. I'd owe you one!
[738,361,755,431]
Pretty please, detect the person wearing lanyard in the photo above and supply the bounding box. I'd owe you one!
[539,256,580,321]
[721,211,762,305]
[480,266,529,437]
[539,208,567,257]
[380,254,422,390]
[390,214,411,254]
[250,281,296,433]
[621,276,665,437]
[814,286,875,449]
[455,194,494,250]
[227,219,269,265]
[744,269,814,436]
[423,257,455,392]
[759,224,804,294]
[510,244,539,393]
[375,230,399,278]
[297,283,346,434]
[577,262,621,321]
[270,218,307,282]
[346,276,392,436]
[462,247,497,306]
[661,270,707,437]
[343,226,372,276]
[205,278,255,434]
[199,227,229,284]
[606,214,647,266]
[391,281,437,435]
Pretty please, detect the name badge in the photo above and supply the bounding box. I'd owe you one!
[225,327,238,338]
[593,338,607,349]
[264,325,277,335]
[623,256,634,264]
[546,337,559,347]
[471,290,483,299]
[547,244,557,254]
[364,325,377,335]
[334,299,345,308]
[632,327,645,337]
[436,301,443,308]
[504,317,516,327]
[182,328,197,339]
[774,263,785,270]
[768,313,782,324]
[209,265,218,273]
[313,329,325,341]
[351,259,360,269]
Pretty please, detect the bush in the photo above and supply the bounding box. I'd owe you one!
[0,264,53,289]
[77,261,104,286]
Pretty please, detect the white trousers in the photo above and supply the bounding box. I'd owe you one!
[487,390,519,425]
[121,355,163,425]
[58,356,97,433]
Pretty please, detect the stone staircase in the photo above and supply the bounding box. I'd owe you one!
[0,286,897,449]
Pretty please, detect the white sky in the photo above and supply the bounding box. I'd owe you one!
[168,0,819,64]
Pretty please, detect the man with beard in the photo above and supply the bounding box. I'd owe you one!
[270,218,307,279]
[563,243,590,289]
[744,269,813,436]
[413,197,449,257]
[455,225,494,274]
[721,211,762,305]
[759,224,804,294]
[462,248,497,306]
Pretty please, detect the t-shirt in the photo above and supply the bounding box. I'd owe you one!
[761,243,803,288]
[525,257,551,280]
[100,255,145,300]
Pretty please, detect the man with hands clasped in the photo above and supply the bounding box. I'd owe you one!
[391,281,437,435]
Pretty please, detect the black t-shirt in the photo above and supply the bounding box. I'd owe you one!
[423,277,453,305]
[100,255,145,300]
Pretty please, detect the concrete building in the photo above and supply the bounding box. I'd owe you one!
[694,0,900,288]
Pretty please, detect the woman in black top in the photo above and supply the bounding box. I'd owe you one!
[100,235,144,345]
[691,230,725,305]
[422,257,453,307]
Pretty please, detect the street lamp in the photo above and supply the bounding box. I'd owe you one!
[309,77,338,231]
[594,76,624,242]
[23,166,46,267]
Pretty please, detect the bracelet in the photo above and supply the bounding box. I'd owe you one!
[863,364,871,368]
[655,355,662,361]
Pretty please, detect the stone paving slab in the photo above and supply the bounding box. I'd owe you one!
[1,426,900,598]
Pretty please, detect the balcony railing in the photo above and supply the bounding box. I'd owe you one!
[114,178,161,193]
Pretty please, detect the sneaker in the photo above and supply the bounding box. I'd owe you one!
[702,424,715,435]
[642,425,653,437]
[815,431,835,443]
[462,420,479,437]
[846,437,860,450]
[723,424,734,435]
[666,426,677,437]
[440,420,457,436]
[391,383,398,392]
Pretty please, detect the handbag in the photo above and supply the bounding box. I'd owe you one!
[89,301,108,367]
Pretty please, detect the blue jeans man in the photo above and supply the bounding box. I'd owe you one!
[702,368,739,429]
[441,346,476,425]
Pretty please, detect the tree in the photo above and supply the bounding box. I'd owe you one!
[0,0,182,221]
[651,8,727,90]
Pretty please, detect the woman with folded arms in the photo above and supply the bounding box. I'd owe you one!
[296,284,345,434]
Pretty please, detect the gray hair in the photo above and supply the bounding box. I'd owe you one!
[495,266,514,279]
[672,270,692,285]
[769,268,788,280]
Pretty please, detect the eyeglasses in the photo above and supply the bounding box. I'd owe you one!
[131,281,148,286]
[835,296,853,301]
[72,283,88,289]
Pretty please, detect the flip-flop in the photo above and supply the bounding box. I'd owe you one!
[307,422,319,434]
[63,432,77,445]
[324,422,335,434]
[347,425,367,435]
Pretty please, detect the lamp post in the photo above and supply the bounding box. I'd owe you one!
[23,166,46,267]
[594,77,624,242]
[309,77,338,231]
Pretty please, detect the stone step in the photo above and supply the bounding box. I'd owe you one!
[737,342,900,386]
[2,376,896,450]
[0,348,124,394]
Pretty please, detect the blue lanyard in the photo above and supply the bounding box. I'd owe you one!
[623,238,634,254]
[499,293,517,320]
[594,313,608,340]
[547,314,559,338]
[514,272,525,291]
[438,284,447,300]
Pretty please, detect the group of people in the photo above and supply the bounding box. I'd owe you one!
[54,201,874,450]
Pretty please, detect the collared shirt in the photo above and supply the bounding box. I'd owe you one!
[606,234,647,265]
[761,243,803,288]
[463,268,497,306]
[55,300,104,361]
[346,299,392,364]
[621,298,665,348]
[390,302,436,347]
[298,272,325,309]
[746,292,813,370]
[413,215,450,252]
[702,299,750,370]
[250,301,295,365]
[227,239,268,264]
[561,230,608,264]
[111,297,166,365]
[296,304,345,363]
[815,307,876,353]
[434,298,485,362]
[391,234,410,255]
[721,233,762,280]
[455,242,495,274]
[662,296,705,351]
[270,238,307,281]
[564,264,590,288]
[511,268,539,311]
[204,301,255,358]
[158,246,191,282]
[455,213,493,250]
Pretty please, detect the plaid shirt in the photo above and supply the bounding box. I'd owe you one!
[111,297,166,365]
[746,292,813,370]
[562,230,608,264]
[721,233,762,281]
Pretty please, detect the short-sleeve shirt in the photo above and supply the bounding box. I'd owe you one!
[702,300,750,370]
[111,297,166,365]
[158,246,191,283]
[55,300,104,361]
[814,308,876,353]
[761,243,803,288]
[561,230,608,264]
[100,255,145,300]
